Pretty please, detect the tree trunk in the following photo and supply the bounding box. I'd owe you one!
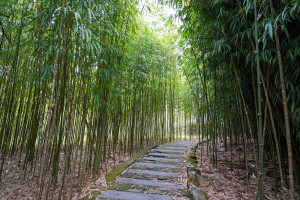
[270,0,294,197]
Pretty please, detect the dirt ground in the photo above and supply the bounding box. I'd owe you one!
[196,140,295,200]
[0,149,130,200]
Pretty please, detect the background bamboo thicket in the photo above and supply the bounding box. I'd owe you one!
[168,0,300,198]
[1,0,300,199]
[0,0,194,199]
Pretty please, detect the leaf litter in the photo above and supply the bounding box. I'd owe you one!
[196,139,295,200]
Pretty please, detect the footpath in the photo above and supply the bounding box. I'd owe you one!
[98,140,199,200]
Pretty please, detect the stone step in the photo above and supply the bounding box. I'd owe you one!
[155,146,187,151]
[162,144,189,146]
[132,164,182,173]
[134,162,182,169]
[161,143,191,146]
[126,169,175,176]
[149,149,185,154]
[115,178,181,188]
[97,190,174,200]
[160,146,189,149]
[120,174,174,180]
[139,157,182,163]
[146,153,180,158]
[111,182,184,196]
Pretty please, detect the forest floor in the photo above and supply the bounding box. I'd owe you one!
[0,149,131,199]
[196,140,294,200]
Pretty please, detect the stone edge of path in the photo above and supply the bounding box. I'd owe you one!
[105,144,157,184]
[186,141,209,200]
[96,190,174,200]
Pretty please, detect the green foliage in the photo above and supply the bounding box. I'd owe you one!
[0,0,186,199]
[168,0,300,194]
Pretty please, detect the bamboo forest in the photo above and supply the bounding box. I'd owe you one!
[0,0,299,199]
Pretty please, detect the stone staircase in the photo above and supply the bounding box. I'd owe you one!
[97,140,198,200]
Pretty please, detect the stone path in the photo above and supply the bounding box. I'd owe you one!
[98,140,198,200]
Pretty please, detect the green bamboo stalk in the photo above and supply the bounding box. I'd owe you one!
[254,0,264,199]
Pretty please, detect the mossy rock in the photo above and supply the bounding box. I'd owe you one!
[187,177,200,187]
[188,161,197,166]
[188,157,198,164]
[188,183,208,200]
[189,153,197,160]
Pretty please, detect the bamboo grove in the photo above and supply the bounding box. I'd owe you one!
[0,0,193,199]
[1,0,300,199]
[167,0,300,199]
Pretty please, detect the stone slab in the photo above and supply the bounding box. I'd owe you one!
[150,149,185,154]
[147,153,180,158]
[132,164,181,173]
[162,144,189,146]
[97,190,174,200]
[139,157,181,163]
[159,146,189,149]
[134,162,182,169]
[161,142,191,146]
[155,146,187,151]
[125,169,175,177]
[115,178,181,188]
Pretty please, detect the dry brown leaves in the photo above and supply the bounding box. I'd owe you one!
[0,148,131,200]
[196,139,293,200]
[0,155,37,200]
